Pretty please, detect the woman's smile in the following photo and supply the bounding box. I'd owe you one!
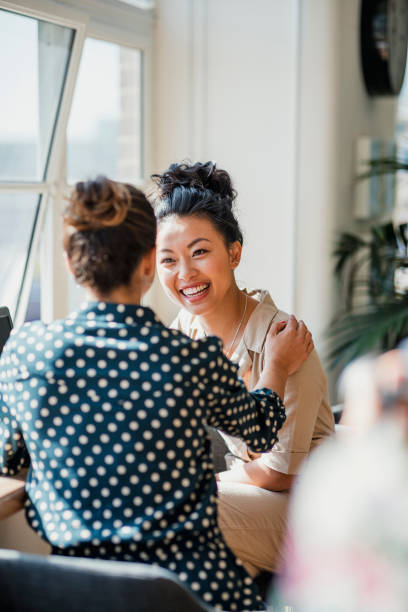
[156,215,238,316]
[179,283,211,301]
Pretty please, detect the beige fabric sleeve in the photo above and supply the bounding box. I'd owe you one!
[258,350,330,475]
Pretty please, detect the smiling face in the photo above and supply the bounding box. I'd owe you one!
[156,214,242,316]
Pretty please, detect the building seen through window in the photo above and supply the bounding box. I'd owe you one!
[0,9,73,321]
[67,38,143,184]
[0,6,145,322]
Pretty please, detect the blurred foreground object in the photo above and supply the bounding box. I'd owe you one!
[278,346,408,612]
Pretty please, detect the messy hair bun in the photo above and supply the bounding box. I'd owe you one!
[65,177,131,230]
[153,161,236,202]
[64,176,156,295]
[152,161,243,246]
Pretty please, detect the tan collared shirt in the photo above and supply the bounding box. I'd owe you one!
[171,289,334,475]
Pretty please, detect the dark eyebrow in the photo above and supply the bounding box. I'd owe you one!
[158,238,211,254]
[187,238,211,248]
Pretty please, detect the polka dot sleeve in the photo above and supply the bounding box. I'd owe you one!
[200,337,286,453]
[0,338,30,475]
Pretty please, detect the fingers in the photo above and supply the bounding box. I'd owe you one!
[295,318,314,356]
[307,338,315,355]
[271,316,313,350]
[276,321,287,333]
[297,319,310,338]
[270,320,287,335]
[286,314,298,330]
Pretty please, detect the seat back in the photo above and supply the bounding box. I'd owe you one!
[0,549,214,612]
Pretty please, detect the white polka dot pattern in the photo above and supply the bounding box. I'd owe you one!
[0,301,285,611]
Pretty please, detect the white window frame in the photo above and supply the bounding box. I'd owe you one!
[0,0,153,326]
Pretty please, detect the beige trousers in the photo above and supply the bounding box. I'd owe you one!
[216,482,289,577]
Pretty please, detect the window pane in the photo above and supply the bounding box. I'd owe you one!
[25,256,41,323]
[67,38,142,183]
[115,0,154,7]
[118,0,156,9]
[395,72,408,224]
[0,10,74,181]
[0,194,40,317]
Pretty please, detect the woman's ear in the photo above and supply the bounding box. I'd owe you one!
[229,241,242,270]
[141,247,156,291]
[63,250,74,277]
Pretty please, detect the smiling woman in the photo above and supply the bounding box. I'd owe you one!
[153,161,333,578]
[153,162,250,355]
[156,214,245,343]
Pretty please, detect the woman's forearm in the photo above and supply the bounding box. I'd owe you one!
[255,364,288,401]
[217,458,295,491]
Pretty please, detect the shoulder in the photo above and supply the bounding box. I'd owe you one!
[248,289,285,327]
[0,320,53,376]
[5,319,49,348]
[288,348,328,400]
[158,327,224,377]
[166,326,223,355]
[252,292,328,388]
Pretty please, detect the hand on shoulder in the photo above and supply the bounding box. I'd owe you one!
[265,315,314,377]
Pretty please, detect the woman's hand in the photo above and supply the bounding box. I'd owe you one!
[255,316,314,398]
[265,316,314,376]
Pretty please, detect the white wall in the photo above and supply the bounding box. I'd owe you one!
[296,0,396,327]
[152,0,300,323]
[295,0,397,397]
[152,0,398,400]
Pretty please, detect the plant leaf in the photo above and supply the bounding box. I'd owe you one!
[326,297,408,370]
[357,158,408,180]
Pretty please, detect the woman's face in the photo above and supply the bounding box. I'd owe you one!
[156,215,241,316]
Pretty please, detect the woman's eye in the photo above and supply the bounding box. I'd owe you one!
[192,249,208,257]
[160,257,175,265]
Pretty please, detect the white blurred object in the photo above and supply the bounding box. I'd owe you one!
[282,421,408,611]
[337,356,381,430]
[280,353,408,611]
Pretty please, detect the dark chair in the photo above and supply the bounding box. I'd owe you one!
[331,403,344,424]
[0,548,214,612]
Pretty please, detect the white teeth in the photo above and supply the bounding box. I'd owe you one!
[181,284,209,296]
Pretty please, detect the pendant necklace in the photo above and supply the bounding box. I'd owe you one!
[225,292,248,358]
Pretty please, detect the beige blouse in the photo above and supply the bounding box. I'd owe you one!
[171,289,334,475]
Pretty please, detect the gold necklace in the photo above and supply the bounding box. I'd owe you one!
[225,293,248,358]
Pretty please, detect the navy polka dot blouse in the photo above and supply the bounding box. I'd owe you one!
[0,302,285,611]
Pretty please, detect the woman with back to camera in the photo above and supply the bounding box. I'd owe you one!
[153,161,335,577]
[0,176,313,611]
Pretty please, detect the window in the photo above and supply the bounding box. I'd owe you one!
[67,38,143,183]
[0,8,74,324]
[0,10,73,181]
[0,193,41,315]
[0,0,152,325]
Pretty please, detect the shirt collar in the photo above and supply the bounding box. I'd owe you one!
[186,289,279,355]
[241,289,279,354]
[69,301,160,326]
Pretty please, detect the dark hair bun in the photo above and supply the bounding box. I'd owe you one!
[63,176,156,295]
[65,176,131,231]
[152,161,243,246]
[152,161,236,202]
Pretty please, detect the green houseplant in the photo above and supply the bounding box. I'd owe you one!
[327,157,408,369]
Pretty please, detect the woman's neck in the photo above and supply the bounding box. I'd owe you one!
[86,285,143,305]
[197,285,254,354]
